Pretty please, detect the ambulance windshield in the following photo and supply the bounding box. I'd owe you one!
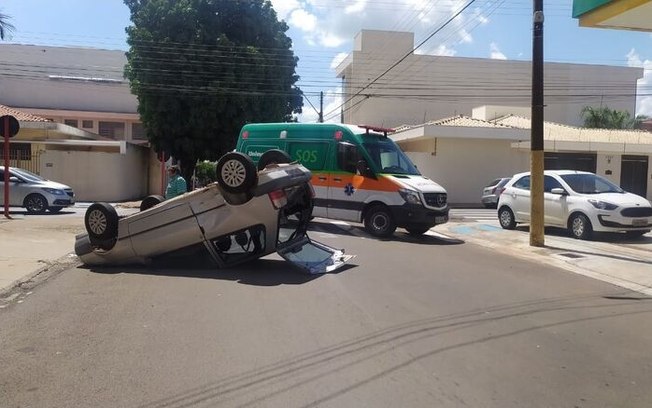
[363,140,420,175]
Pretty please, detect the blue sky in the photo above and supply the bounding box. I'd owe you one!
[2,0,652,122]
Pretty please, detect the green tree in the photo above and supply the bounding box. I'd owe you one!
[124,0,303,184]
[580,106,649,130]
[0,11,16,40]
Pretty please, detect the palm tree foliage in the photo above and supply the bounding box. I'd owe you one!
[580,106,649,130]
[0,11,16,40]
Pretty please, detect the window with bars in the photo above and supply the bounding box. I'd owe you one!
[64,119,78,128]
[7,143,32,160]
[82,120,93,129]
[132,122,148,140]
[98,121,125,139]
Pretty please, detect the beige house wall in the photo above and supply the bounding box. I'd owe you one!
[38,144,150,202]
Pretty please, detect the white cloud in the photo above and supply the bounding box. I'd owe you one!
[433,44,457,57]
[345,0,368,14]
[270,0,301,20]
[289,9,317,32]
[330,52,349,69]
[490,42,506,60]
[626,48,652,116]
[279,0,486,49]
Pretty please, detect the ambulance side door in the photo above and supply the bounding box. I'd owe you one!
[327,142,365,222]
[287,141,329,218]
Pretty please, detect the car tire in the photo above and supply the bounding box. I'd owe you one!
[498,206,516,230]
[216,152,258,194]
[48,206,64,213]
[569,213,593,240]
[364,205,396,237]
[140,195,165,211]
[406,226,430,235]
[257,149,291,171]
[24,193,48,214]
[85,202,119,242]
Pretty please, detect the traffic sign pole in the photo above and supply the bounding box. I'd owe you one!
[4,116,11,219]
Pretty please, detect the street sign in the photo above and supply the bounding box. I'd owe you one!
[0,115,20,138]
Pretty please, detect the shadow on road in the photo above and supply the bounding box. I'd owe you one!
[84,258,358,287]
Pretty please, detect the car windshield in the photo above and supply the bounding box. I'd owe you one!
[363,140,420,175]
[560,173,624,194]
[12,168,47,182]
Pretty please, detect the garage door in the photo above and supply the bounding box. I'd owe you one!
[544,152,596,173]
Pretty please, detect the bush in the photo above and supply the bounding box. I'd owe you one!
[194,160,216,187]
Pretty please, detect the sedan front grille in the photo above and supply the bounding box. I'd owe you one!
[620,207,652,217]
[423,193,447,208]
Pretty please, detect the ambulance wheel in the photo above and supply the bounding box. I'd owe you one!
[406,226,430,235]
[85,202,119,242]
[364,205,396,238]
[216,152,258,194]
[140,195,165,211]
[258,149,291,171]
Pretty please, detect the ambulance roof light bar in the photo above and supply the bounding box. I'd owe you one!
[358,124,396,138]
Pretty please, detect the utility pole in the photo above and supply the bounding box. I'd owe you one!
[530,0,545,247]
[318,91,324,123]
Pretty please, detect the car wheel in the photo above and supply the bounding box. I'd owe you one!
[406,226,430,235]
[140,195,165,211]
[364,205,396,237]
[48,206,64,213]
[24,194,48,214]
[216,152,258,194]
[625,230,649,238]
[569,213,593,240]
[85,202,119,242]
[498,206,516,230]
[257,149,291,171]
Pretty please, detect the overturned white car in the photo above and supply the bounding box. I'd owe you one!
[74,152,353,274]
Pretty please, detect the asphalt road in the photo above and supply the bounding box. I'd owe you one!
[1,220,652,408]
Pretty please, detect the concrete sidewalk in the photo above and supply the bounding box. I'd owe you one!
[1,210,651,297]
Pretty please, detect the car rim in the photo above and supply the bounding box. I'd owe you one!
[500,210,511,226]
[27,196,45,212]
[87,210,107,235]
[221,159,246,188]
[372,213,388,232]
[572,218,584,237]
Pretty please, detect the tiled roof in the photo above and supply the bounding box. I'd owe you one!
[495,115,652,144]
[396,115,515,131]
[0,105,51,122]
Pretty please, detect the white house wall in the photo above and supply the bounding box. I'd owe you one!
[39,144,149,202]
[401,138,529,205]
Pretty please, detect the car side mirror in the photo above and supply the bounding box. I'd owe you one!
[356,159,374,178]
[9,176,20,183]
[550,187,567,195]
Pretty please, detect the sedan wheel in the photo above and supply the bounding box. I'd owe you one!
[24,194,48,214]
[569,213,593,240]
[216,152,258,194]
[498,206,516,230]
[84,202,119,242]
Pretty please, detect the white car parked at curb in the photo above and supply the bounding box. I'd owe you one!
[497,170,652,240]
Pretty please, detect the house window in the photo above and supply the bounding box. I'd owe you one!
[9,143,31,160]
[64,119,78,128]
[132,123,147,140]
[82,120,93,129]
[98,121,125,139]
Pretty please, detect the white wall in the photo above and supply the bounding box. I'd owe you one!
[337,31,642,128]
[401,138,529,205]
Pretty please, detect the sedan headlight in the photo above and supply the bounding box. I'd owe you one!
[588,199,618,211]
[399,188,422,205]
[42,188,65,196]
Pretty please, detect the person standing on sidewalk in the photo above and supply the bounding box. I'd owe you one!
[165,164,187,199]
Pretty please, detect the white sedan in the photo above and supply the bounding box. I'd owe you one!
[497,170,652,240]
